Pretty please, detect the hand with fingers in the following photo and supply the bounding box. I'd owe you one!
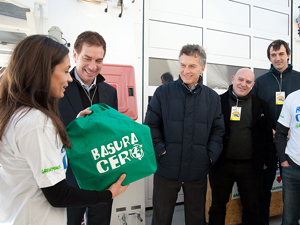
[76,107,93,118]
[108,174,129,199]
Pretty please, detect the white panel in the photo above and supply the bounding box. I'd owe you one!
[206,30,250,59]
[0,54,10,67]
[6,0,34,8]
[149,0,202,18]
[252,37,273,61]
[233,0,289,8]
[0,15,28,32]
[207,0,250,28]
[252,7,289,35]
[148,21,203,51]
[261,0,289,7]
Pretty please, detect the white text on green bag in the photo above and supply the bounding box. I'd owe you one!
[90,133,145,173]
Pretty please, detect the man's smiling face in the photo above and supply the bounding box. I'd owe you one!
[73,43,104,87]
[179,53,205,88]
[269,44,289,73]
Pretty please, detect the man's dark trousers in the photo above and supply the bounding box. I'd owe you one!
[209,160,261,225]
[259,146,278,225]
[66,168,113,225]
[152,174,207,225]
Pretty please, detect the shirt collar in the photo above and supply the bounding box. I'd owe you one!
[190,83,199,91]
[228,84,252,101]
[269,64,292,75]
[186,77,202,92]
[74,69,97,91]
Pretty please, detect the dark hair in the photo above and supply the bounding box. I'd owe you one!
[74,31,106,56]
[179,44,206,67]
[161,72,174,83]
[0,35,71,148]
[267,39,290,60]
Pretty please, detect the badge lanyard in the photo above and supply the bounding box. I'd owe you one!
[272,73,285,105]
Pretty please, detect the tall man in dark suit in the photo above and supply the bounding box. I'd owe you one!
[58,31,117,225]
[209,68,273,225]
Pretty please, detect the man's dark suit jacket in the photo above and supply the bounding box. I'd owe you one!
[216,90,273,177]
[58,67,118,187]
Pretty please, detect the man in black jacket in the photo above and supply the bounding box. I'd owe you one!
[144,44,224,225]
[252,39,300,225]
[209,68,273,225]
[58,31,117,225]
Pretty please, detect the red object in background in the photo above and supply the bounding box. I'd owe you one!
[101,64,138,120]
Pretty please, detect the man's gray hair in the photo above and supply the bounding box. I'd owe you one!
[179,44,206,67]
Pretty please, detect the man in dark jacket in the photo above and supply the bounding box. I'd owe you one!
[209,68,273,225]
[144,44,225,225]
[58,31,117,225]
[252,39,300,225]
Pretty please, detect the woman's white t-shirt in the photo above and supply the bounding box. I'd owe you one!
[0,108,67,225]
[278,89,300,166]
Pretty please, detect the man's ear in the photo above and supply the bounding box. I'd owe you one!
[200,65,206,74]
[73,49,77,62]
[231,75,235,84]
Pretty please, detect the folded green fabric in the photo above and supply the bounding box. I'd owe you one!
[66,103,156,191]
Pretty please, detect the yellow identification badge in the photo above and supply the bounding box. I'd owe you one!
[276,92,285,105]
[230,106,241,121]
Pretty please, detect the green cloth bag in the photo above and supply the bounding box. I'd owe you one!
[66,103,156,191]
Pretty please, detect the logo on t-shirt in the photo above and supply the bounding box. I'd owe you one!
[61,147,67,169]
[296,106,300,128]
[41,147,67,174]
[41,165,61,174]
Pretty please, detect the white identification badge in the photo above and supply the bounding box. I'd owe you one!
[230,106,241,121]
[276,92,285,105]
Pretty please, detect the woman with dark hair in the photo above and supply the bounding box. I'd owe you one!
[0,35,128,225]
